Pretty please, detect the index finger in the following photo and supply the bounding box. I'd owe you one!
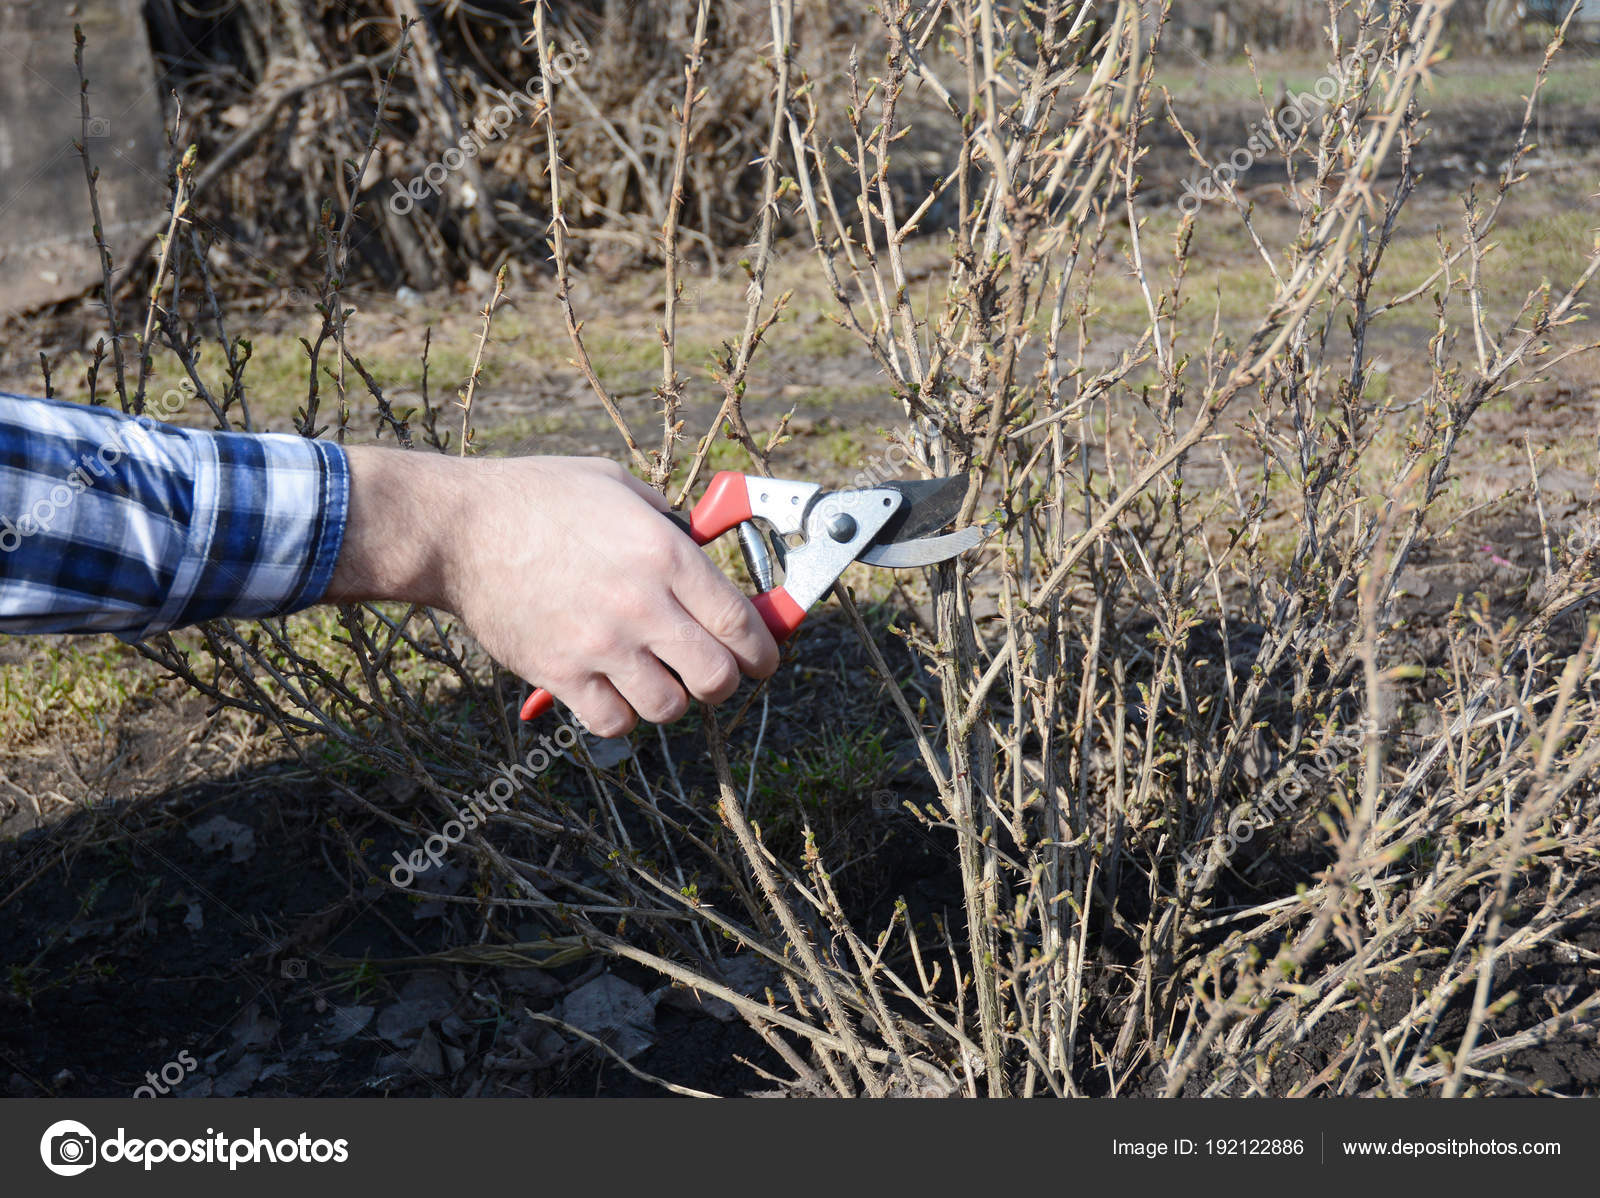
[669,542,781,679]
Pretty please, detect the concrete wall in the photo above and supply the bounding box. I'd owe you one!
[0,0,165,316]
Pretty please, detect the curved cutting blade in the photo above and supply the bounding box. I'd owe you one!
[865,472,970,545]
[856,523,990,568]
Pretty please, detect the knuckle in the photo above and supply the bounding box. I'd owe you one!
[636,528,685,575]
[693,654,740,703]
[587,707,636,739]
[608,593,653,631]
[705,589,757,644]
[566,645,604,676]
[634,680,688,725]
[613,656,687,726]
[540,661,588,693]
[651,690,690,725]
[577,625,627,662]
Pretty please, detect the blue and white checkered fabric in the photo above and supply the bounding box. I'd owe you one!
[0,393,348,638]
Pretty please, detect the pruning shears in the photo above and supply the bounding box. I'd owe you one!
[519,468,990,721]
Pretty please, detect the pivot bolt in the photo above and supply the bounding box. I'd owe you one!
[825,512,858,543]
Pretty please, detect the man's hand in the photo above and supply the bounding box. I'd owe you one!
[326,449,779,736]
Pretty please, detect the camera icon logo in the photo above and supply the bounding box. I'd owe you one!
[280,957,307,980]
[40,1119,97,1176]
[85,117,110,138]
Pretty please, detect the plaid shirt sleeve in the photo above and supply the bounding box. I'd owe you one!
[0,392,349,638]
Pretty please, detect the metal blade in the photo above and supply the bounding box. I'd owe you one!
[856,523,990,568]
[864,472,970,545]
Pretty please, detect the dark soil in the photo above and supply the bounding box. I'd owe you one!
[0,604,950,1100]
[0,755,789,1099]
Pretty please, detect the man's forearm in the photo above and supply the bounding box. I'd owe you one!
[323,445,464,612]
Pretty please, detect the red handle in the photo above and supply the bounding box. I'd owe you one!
[687,471,752,544]
[520,688,555,721]
[751,585,807,640]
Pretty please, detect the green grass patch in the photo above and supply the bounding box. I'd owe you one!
[0,636,152,740]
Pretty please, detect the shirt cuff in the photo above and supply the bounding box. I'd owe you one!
[152,431,350,634]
